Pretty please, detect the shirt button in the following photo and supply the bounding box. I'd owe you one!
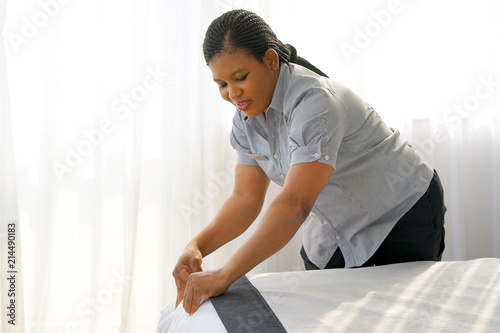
[280,174,285,179]
[314,153,320,158]
[322,220,328,225]
[274,153,279,159]
[336,235,341,240]
[325,155,330,160]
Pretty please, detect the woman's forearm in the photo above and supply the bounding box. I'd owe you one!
[189,191,266,257]
[220,193,309,284]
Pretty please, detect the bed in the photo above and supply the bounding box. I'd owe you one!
[157,258,500,332]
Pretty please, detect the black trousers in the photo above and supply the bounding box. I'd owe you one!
[301,170,446,269]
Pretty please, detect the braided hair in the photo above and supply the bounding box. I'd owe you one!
[203,9,290,65]
[285,44,329,78]
[203,9,328,78]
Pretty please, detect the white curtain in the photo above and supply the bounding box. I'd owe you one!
[1,0,498,331]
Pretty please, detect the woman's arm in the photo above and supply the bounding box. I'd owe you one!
[182,161,334,314]
[173,164,270,307]
[190,164,270,256]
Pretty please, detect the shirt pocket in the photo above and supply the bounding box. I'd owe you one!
[244,153,268,161]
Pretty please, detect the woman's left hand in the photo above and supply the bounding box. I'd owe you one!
[182,268,231,315]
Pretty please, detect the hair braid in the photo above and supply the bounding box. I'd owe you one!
[203,9,328,77]
[203,9,290,65]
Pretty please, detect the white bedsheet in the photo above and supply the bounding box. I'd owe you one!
[158,258,500,332]
[157,300,227,333]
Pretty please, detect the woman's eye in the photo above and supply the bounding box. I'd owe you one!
[219,82,227,88]
[235,73,248,81]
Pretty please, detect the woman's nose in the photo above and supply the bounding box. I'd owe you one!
[228,85,242,100]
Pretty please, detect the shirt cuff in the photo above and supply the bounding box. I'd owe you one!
[290,145,337,168]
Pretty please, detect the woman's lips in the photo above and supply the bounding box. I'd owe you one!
[236,100,252,111]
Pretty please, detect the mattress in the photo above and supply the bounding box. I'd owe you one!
[157,258,500,332]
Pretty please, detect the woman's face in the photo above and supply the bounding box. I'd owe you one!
[208,49,279,118]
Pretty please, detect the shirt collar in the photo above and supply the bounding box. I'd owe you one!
[268,62,291,114]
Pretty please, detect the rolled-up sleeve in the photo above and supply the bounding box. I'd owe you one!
[229,111,260,166]
[288,88,348,169]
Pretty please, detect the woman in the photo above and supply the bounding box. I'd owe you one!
[173,9,446,315]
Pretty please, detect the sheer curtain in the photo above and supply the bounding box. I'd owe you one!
[1,0,499,332]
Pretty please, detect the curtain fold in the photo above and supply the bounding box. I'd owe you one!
[1,0,499,332]
[118,0,149,331]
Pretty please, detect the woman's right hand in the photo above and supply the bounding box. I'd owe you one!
[172,245,203,308]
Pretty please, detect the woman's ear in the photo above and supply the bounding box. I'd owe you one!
[263,49,279,70]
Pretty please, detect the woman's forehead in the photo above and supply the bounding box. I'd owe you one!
[208,50,259,77]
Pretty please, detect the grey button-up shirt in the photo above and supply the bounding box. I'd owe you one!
[230,63,433,268]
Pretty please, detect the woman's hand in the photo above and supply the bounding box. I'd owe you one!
[172,245,203,308]
[182,268,231,315]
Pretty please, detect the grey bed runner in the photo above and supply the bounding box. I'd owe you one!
[210,275,287,333]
